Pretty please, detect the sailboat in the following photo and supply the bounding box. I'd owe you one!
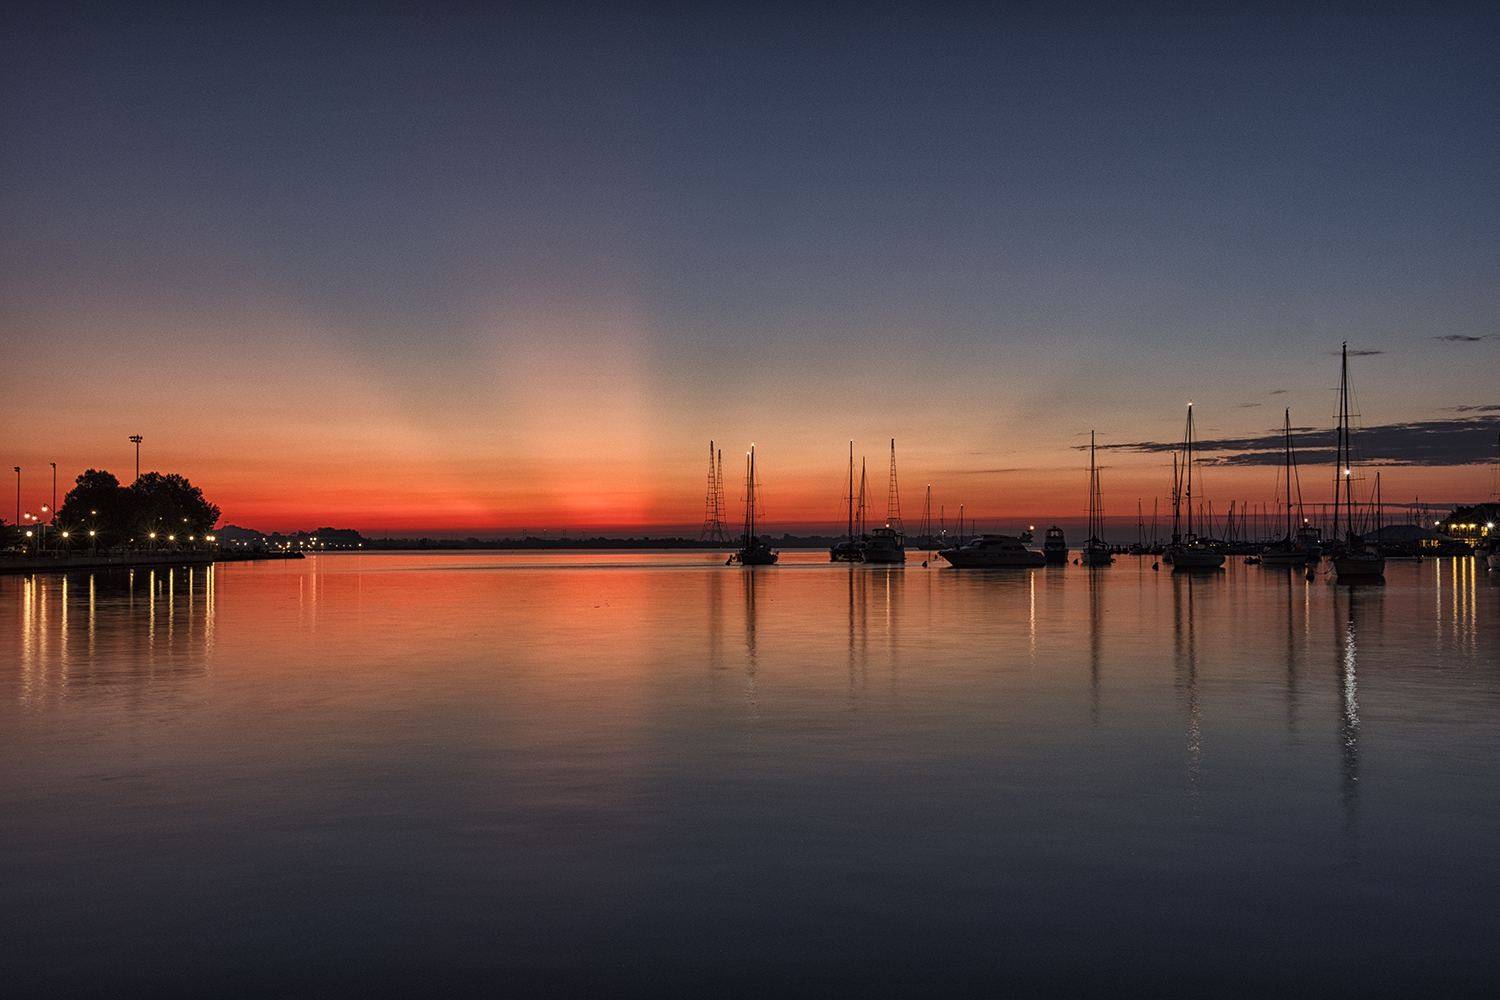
[1165,403,1225,570]
[860,439,906,563]
[1261,409,1316,566]
[1330,344,1383,581]
[829,441,860,561]
[1081,431,1113,566]
[731,445,778,566]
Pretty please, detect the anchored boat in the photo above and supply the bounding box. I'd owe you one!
[1261,409,1317,566]
[1081,431,1113,566]
[1043,525,1069,563]
[860,439,906,564]
[1329,344,1384,581]
[938,534,1046,568]
[1164,404,1225,571]
[731,445,778,566]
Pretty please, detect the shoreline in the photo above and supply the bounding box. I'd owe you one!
[0,550,305,575]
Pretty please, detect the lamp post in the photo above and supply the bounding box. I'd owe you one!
[129,435,143,482]
[12,467,17,536]
[50,463,56,528]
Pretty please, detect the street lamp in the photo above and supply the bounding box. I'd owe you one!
[129,435,143,482]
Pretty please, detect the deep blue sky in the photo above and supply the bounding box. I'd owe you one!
[3,4,1497,528]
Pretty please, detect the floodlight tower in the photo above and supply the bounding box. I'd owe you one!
[885,439,903,532]
[701,441,729,543]
[129,435,143,482]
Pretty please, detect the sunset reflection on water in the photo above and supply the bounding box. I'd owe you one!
[2,552,1497,995]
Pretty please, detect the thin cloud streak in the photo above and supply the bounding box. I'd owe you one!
[1097,417,1500,467]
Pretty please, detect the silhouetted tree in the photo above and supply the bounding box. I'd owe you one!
[128,472,221,538]
[58,469,220,546]
[57,469,133,545]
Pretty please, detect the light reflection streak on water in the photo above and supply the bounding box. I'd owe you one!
[1028,571,1036,659]
[1337,590,1361,850]
[1173,573,1202,805]
[88,574,96,662]
[1088,571,1102,727]
[7,568,219,703]
[742,569,759,735]
[1286,570,1300,741]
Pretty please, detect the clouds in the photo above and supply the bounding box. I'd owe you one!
[1099,416,1499,467]
[1434,334,1497,342]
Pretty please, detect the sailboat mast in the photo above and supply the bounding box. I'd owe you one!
[1344,344,1356,548]
[923,485,932,552]
[1185,405,1195,539]
[1171,452,1181,543]
[745,447,756,542]
[1283,409,1292,541]
[1088,430,1100,543]
[858,460,867,537]
[886,439,902,532]
[847,440,854,544]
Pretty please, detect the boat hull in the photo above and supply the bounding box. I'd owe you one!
[1259,548,1308,566]
[829,541,860,562]
[939,548,1046,568]
[860,547,905,564]
[1166,547,1225,570]
[1080,547,1113,566]
[1332,554,1384,580]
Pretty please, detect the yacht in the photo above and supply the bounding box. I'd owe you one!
[861,525,905,564]
[938,534,1046,568]
[859,439,906,564]
[1043,525,1069,564]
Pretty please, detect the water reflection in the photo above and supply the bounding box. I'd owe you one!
[742,568,761,732]
[1334,589,1362,850]
[1172,572,1203,804]
[1436,555,1480,655]
[3,553,1498,995]
[5,566,216,705]
[847,566,867,710]
[1088,569,1103,726]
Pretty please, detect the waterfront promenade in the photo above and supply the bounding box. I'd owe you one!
[0,550,302,574]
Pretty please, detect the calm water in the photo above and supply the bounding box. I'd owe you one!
[3,552,1497,997]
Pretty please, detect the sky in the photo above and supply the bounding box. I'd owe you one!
[3,4,1498,536]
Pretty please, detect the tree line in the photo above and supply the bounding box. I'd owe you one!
[42,470,221,548]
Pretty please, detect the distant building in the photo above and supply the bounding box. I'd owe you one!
[215,525,268,550]
[1437,503,1498,540]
